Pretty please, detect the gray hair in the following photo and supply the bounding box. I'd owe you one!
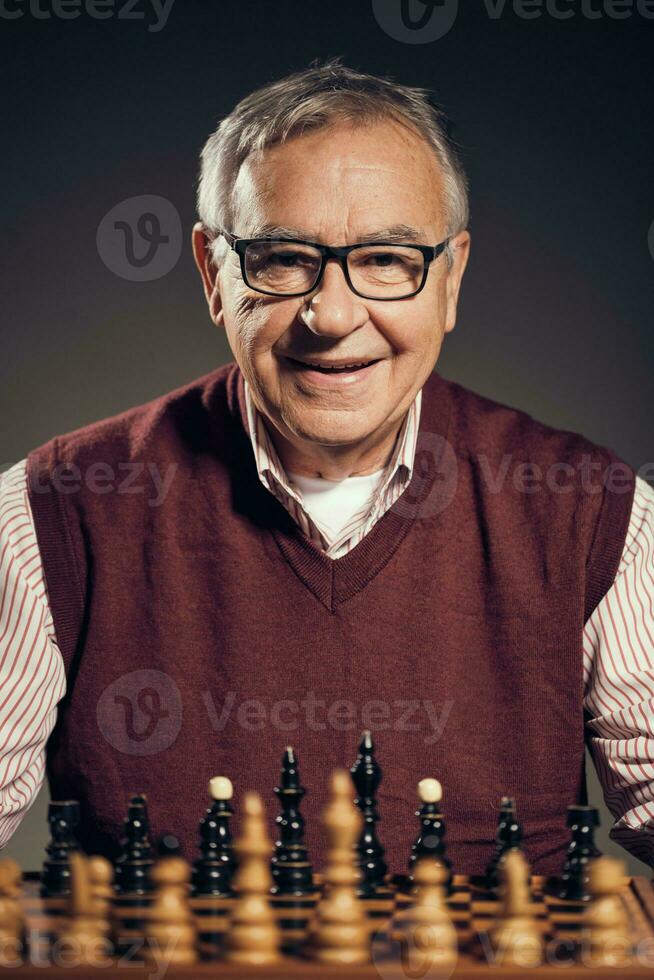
[197,58,469,267]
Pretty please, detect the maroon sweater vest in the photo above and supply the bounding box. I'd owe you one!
[26,363,634,874]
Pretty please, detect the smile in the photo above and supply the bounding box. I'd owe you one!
[283,356,383,387]
[286,357,381,373]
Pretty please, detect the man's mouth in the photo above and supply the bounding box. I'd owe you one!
[285,356,381,374]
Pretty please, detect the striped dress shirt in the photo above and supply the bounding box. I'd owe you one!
[0,391,653,864]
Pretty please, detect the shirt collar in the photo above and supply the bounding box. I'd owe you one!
[243,380,422,501]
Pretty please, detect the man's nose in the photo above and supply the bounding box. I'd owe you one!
[299,258,368,337]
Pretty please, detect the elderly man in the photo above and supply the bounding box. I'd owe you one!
[1,60,652,876]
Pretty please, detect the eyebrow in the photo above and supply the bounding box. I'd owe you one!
[245,222,430,244]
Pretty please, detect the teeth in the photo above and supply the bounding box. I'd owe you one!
[306,362,369,369]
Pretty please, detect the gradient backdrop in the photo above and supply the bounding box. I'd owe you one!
[1,0,652,873]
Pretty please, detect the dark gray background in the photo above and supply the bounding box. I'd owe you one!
[1,0,652,872]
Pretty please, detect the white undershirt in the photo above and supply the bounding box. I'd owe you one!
[287,468,386,540]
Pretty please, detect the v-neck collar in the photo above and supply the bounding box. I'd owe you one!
[226,365,454,612]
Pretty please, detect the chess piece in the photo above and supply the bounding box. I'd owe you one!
[394,857,456,970]
[0,858,25,967]
[58,852,114,965]
[485,797,521,889]
[309,769,369,965]
[143,843,197,967]
[558,805,601,901]
[192,776,237,896]
[88,856,114,947]
[224,792,280,965]
[41,800,80,897]
[409,778,452,892]
[490,849,543,968]
[271,748,314,895]
[350,731,387,897]
[114,794,154,895]
[583,856,633,967]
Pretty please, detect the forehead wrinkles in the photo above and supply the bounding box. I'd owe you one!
[232,124,444,234]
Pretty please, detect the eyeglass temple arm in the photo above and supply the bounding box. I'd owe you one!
[212,227,237,248]
[430,238,451,261]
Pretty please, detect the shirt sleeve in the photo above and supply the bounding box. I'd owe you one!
[583,475,654,866]
[0,460,66,847]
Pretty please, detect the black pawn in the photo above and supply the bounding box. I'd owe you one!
[271,748,314,895]
[485,797,522,889]
[408,778,452,892]
[191,776,237,897]
[114,794,154,895]
[350,730,387,897]
[558,805,601,901]
[41,800,81,897]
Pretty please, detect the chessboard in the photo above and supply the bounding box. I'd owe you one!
[3,735,654,978]
[7,868,654,977]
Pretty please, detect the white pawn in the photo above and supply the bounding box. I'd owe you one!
[583,856,632,967]
[394,857,457,970]
[224,791,280,965]
[490,849,543,968]
[143,851,197,967]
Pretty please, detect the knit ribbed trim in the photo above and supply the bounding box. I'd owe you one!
[229,365,454,612]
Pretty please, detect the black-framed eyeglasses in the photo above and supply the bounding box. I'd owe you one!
[214,228,451,301]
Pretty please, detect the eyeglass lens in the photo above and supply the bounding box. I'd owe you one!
[244,241,425,297]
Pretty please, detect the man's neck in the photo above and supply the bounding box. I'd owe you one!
[267,421,403,481]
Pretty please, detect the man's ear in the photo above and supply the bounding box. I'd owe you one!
[192,223,224,326]
[444,230,471,335]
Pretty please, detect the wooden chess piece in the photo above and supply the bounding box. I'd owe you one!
[409,778,452,892]
[490,849,544,968]
[308,768,370,965]
[114,794,154,895]
[485,797,520,890]
[58,852,113,965]
[192,775,237,897]
[88,856,114,949]
[143,845,197,967]
[0,858,25,967]
[224,791,281,965]
[583,856,633,967]
[350,731,387,897]
[394,857,457,970]
[271,748,314,896]
[558,805,601,900]
[41,800,80,897]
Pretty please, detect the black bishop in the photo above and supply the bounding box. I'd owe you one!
[350,730,387,897]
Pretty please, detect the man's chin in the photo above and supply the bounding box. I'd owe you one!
[288,426,380,450]
[282,411,385,450]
